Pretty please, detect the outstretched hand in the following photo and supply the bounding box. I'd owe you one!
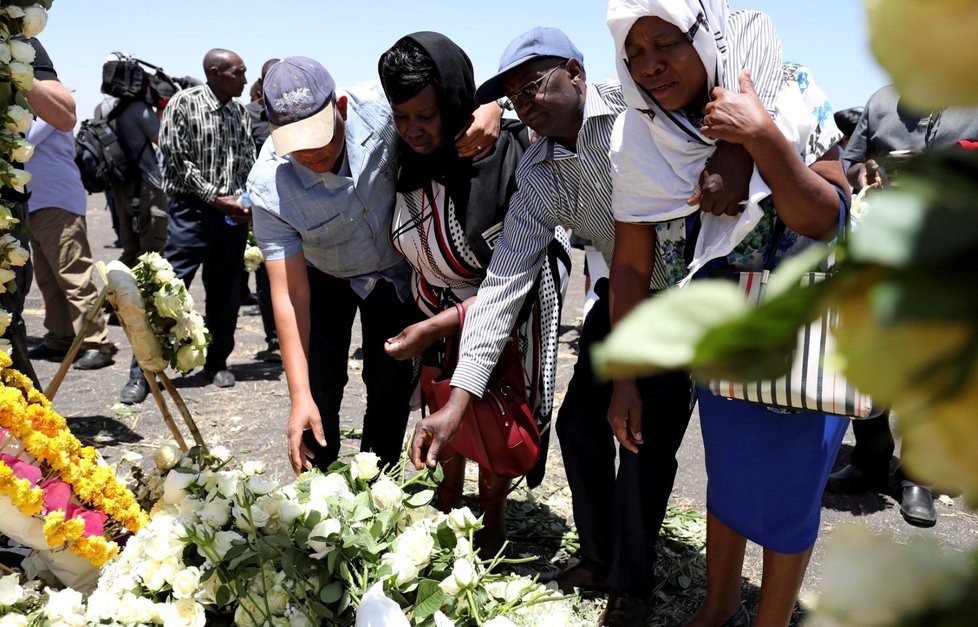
[286,396,327,475]
[410,389,470,469]
[385,321,438,361]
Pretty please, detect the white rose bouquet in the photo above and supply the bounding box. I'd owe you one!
[131,252,211,373]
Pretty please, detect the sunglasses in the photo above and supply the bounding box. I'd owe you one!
[501,62,567,111]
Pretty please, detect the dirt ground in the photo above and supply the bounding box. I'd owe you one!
[20,195,978,625]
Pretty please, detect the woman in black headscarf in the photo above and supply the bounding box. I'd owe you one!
[379,32,570,553]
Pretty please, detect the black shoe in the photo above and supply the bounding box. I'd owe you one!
[722,603,750,627]
[205,369,235,388]
[900,485,937,527]
[599,592,651,627]
[539,559,609,594]
[256,340,281,363]
[73,349,113,370]
[241,292,258,306]
[119,378,148,404]
[26,343,68,361]
[825,464,888,494]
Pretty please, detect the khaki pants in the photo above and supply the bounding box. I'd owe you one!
[28,207,110,351]
[111,178,168,267]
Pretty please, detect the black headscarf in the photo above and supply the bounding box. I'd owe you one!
[379,31,527,268]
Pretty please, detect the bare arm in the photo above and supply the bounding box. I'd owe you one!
[606,221,657,453]
[24,77,76,131]
[702,70,847,239]
[454,101,502,161]
[265,254,324,475]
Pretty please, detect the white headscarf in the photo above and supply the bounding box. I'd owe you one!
[607,0,811,282]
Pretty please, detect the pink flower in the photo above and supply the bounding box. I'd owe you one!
[41,480,72,513]
[66,503,107,537]
[1,453,41,484]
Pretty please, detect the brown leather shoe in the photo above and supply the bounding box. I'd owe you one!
[539,559,609,594]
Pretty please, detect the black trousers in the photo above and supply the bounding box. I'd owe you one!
[161,194,248,374]
[849,410,924,487]
[301,267,419,471]
[556,280,694,595]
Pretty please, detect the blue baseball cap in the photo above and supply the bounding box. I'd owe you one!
[474,27,584,104]
[263,56,337,155]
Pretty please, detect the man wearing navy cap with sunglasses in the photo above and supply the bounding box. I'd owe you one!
[407,28,695,626]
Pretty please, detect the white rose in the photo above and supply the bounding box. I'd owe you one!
[155,266,176,284]
[242,460,265,476]
[211,530,245,560]
[434,611,458,627]
[171,566,202,600]
[4,105,32,133]
[439,559,477,596]
[308,473,354,502]
[7,61,32,91]
[6,169,30,193]
[0,267,14,289]
[482,617,517,627]
[248,473,278,496]
[215,470,241,498]
[162,469,197,504]
[453,537,474,559]
[370,475,404,510]
[306,518,342,559]
[116,593,160,624]
[0,43,10,65]
[393,525,435,567]
[266,585,290,614]
[210,445,231,462]
[0,309,15,337]
[0,573,25,606]
[196,571,222,606]
[8,40,35,64]
[5,7,24,18]
[289,611,315,627]
[84,591,121,622]
[234,503,271,532]
[155,443,181,470]
[153,290,184,320]
[198,499,231,527]
[175,344,205,373]
[243,245,264,273]
[447,507,479,533]
[350,452,381,481]
[21,6,48,38]
[5,242,29,267]
[44,588,85,625]
[0,615,28,627]
[0,205,19,231]
[381,551,420,587]
[9,140,32,163]
[278,499,303,525]
[138,559,167,591]
[144,531,185,562]
[159,598,206,627]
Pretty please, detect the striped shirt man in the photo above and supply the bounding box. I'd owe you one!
[159,84,254,201]
[451,80,666,397]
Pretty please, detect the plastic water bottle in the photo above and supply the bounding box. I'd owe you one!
[225,192,253,225]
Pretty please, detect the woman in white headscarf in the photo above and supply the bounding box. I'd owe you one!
[606,1,850,625]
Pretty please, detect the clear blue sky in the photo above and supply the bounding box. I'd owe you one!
[41,0,889,126]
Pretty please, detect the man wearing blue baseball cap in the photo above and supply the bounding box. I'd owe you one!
[408,27,695,625]
[247,56,501,477]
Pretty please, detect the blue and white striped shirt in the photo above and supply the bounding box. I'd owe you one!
[452,80,668,396]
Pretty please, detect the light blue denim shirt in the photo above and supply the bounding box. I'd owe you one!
[247,81,412,300]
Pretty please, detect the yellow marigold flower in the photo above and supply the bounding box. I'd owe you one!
[43,511,85,548]
[70,535,119,567]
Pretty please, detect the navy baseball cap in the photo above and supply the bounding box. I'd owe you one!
[263,56,337,155]
[474,27,584,104]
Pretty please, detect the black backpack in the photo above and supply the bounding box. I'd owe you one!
[74,103,138,194]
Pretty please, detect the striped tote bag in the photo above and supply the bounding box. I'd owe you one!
[708,269,877,419]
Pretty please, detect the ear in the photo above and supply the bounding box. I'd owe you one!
[566,58,586,84]
[335,95,348,120]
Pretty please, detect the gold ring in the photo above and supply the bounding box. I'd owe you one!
[476,145,483,151]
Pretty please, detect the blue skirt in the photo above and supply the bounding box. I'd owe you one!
[697,388,848,553]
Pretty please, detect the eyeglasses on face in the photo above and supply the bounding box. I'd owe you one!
[500,62,567,111]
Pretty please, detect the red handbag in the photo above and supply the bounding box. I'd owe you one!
[419,304,541,479]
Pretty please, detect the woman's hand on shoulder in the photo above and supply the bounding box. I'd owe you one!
[455,101,502,161]
[700,69,775,149]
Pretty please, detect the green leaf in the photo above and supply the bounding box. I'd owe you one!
[406,489,434,509]
[691,278,829,382]
[320,581,343,605]
[215,585,231,607]
[592,281,748,380]
[848,189,927,267]
[412,579,446,621]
